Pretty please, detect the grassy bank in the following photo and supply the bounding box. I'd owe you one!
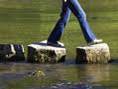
[0,0,118,59]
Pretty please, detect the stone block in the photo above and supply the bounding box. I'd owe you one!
[27,40,66,63]
[0,44,25,62]
[76,43,111,64]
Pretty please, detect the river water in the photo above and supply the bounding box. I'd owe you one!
[0,62,117,89]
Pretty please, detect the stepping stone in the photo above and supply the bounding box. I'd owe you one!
[27,40,66,63]
[76,43,111,64]
[0,44,25,62]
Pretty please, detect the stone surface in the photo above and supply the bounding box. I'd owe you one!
[76,43,111,64]
[27,40,66,63]
[0,44,25,62]
[28,70,46,77]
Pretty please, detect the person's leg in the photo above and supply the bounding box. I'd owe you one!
[47,0,71,44]
[67,0,96,43]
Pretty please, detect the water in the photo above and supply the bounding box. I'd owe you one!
[0,62,117,89]
[0,0,118,88]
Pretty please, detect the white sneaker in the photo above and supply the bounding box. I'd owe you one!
[88,39,103,45]
[64,0,67,2]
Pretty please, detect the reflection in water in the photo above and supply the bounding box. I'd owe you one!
[78,64,110,82]
[0,63,117,89]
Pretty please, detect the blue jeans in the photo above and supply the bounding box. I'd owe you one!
[48,0,96,43]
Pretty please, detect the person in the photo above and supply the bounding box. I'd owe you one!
[47,0,102,47]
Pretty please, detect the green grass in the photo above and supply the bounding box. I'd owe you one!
[0,0,118,59]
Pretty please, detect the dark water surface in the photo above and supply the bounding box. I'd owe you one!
[0,62,117,89]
